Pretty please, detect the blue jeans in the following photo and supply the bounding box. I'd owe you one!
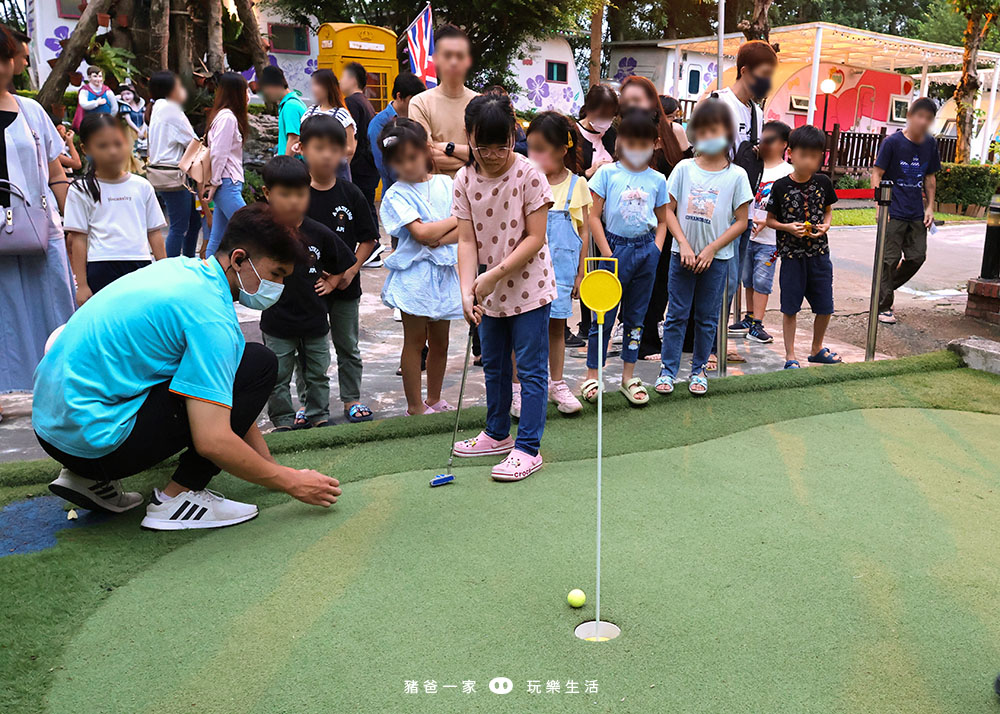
[159,189,201,258]
[741,241,777,295]
[586,232,660,368]
[660,255,730,378]
[478,303,551,456]
[205,178,246,257]
[728,222,752,308]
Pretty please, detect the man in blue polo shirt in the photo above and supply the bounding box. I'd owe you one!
[258,65,308,156]
[33,204,342,531]
[871,97,941,325]
[368,71,427,192]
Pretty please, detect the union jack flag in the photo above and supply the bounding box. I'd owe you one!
[406,4,437,88]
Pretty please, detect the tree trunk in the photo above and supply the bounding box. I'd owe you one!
[233,0,270,81]
[206,0,225,74]
[171,0,194,83]
[149,0,170,70]
[36,0,115,114]
[956,14,985,163]
[738,0,774,41]
[109,0,135,53]
[588,4,603,87]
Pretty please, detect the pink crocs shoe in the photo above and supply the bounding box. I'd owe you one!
[491,449,543,482]
[425,399,455,412]
[548,379,582,414]
[453,431,515,457]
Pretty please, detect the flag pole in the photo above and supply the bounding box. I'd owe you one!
[401,2,433,39]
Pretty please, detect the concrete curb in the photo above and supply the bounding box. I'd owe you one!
[948,337,1000,375]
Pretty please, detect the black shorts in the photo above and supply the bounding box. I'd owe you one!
[87,260,151,293]
[779,253,834,315]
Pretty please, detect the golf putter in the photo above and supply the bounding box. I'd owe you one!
[431,264,487,487]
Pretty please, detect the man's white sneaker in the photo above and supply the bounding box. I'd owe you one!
[48,468,143,513]
[140,489,258,531]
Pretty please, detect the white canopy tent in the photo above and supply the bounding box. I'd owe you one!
[657,21,1000,158]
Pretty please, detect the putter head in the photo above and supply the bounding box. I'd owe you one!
[430,473,455,488]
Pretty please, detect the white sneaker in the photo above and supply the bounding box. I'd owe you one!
[549,379,583,414]
[49,468,143,513]
[611,322,623,347]
[363,243,385,268]
[510,382,521,418]
[140,488,258,531]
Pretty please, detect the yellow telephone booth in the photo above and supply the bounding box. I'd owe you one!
[317,23,399,112]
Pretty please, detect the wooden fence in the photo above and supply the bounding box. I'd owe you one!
[823,125,961,175]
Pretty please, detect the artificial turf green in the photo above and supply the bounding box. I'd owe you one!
[36,409,1000,713]
[3,354,1000,713]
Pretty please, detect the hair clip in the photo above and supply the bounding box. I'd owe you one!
[382,136,398,148]
[567,134,574,148]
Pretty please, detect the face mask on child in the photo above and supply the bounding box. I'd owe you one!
[621,147,653,167]
[695,136,730,156]
[235,256,284,310]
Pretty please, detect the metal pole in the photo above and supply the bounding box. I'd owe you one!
[806,26,823,127]
[866,180,893,361]
[981,62,1000,161]
[717,274,729,376]
[716,0,724,91]
[595,318,603,639]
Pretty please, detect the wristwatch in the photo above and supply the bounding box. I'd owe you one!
[444,142,456,157]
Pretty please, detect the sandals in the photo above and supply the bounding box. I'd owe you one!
[654,372,674,395]
[784,360,801,370]
[618,377,649,406]
[727,350,746,363]
[293,408,310,429]
[808,347,843,364]
[688,371,709,396]
[580,378,601,403]
[344,403,374,423]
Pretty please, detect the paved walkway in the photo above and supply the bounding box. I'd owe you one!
[11,218,988,462]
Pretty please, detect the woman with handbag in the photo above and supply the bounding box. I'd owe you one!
[147,71,201,258]
[203,72,248,258]
[0,25,75,399]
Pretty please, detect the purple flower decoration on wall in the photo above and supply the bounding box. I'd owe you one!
[703,62,717,88]
[526,75,549,107]
[240,55,279,82]
[45,26,70,57]
[304,59,317,76]
[562,86,575,102]
[613,56,637,82]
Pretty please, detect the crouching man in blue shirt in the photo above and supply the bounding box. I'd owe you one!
[32,203,342,531]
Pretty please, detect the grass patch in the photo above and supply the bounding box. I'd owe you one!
[2,353,999,713]
[833,208,981,226]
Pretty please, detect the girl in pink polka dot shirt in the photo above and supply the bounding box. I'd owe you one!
[450,94,555,482]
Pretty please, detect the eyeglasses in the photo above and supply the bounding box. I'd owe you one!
[471,144,512,160]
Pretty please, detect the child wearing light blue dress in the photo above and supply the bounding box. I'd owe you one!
[378,117,463,415]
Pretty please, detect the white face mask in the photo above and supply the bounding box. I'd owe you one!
[621,147,653,168]
[589,118,614,134]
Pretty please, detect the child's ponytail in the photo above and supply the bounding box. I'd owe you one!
[526,111,581,174]
[71,113,122,203]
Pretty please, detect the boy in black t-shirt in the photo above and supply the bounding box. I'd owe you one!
[766,125,841,370]
[259,156,356,430]
[300,115,380,422]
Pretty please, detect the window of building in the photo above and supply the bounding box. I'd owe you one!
[269,24,309,54]
[545,61,568,84]
[687,66,702,96]
[57,0,83,20]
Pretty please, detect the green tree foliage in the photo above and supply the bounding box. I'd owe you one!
[910,0,1000,51]
[262,0,598,86]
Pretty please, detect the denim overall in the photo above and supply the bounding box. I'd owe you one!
[547,173,583,320]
